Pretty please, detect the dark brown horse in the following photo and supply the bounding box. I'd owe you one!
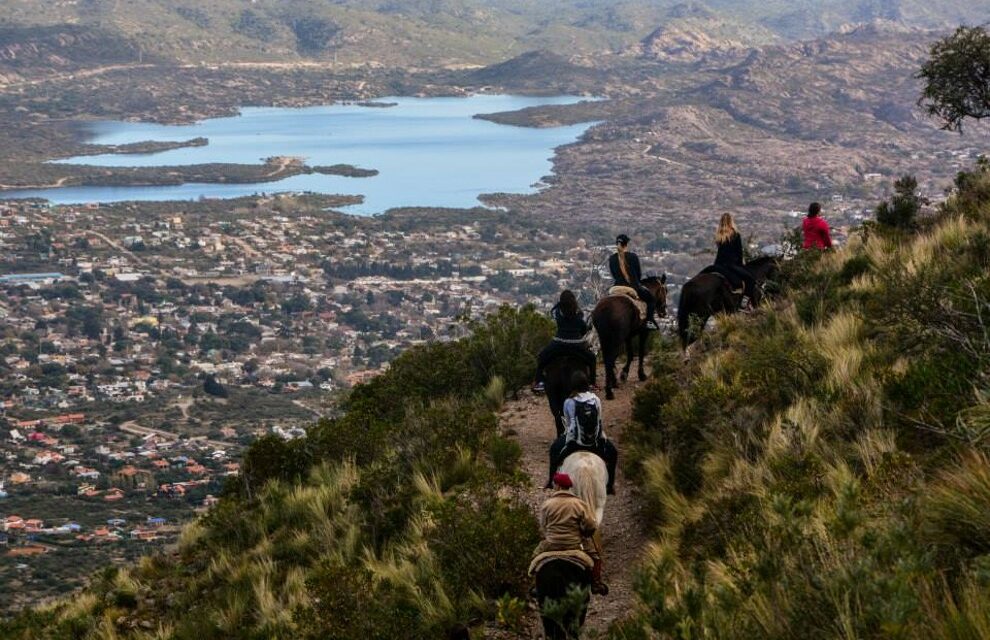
[677,256,779,351]
[591,276,667,400]
[545,353,594,437]
[533,558,592,639]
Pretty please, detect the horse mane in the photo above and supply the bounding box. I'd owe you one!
[641,274,666,285]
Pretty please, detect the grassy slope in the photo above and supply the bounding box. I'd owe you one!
[615,160,990,638]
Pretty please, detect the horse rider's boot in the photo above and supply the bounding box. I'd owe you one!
[591,559,610,596]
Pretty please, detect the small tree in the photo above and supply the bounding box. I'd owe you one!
[203,375,228,398]
[876,175,922,230]
[918,26,990,132]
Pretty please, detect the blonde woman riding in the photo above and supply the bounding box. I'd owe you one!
[713,213,758,304]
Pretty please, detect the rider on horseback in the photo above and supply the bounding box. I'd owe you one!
[533,290,597,393]
[707,213,759,307]
[609,234,660,330]
[545,370,618,495]
[533,472,609,596]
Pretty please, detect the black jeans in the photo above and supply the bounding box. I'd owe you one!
[548,435,618,493]
[535,341,597,385]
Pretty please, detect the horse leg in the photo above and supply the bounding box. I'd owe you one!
[603,346,616,401]
[638,330,648,381]
[620,334,633,382]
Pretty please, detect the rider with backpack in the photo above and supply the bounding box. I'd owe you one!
[545,370,618,495]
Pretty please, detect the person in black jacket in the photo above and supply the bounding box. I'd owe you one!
[712,213,758,304]
[533,290,597,391]
[608,234,659,330]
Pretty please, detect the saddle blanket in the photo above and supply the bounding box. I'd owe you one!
[529,548,595,575]
[607,286,647,322]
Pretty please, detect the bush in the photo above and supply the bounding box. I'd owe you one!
[925,450,990,555]
[877,175,922,230]
[426,493,541,603]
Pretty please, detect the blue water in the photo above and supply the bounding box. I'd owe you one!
[6,95,596,214]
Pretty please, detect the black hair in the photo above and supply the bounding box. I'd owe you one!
[570,369,591,393]
[616,234,630,247]
[558,290,579,316]
[808,202,822,217]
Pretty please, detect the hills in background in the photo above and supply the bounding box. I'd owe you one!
[0,0,985,69]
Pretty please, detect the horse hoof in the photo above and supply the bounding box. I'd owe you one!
[606,391,615,400]
[620,372,628,382]
[638,372,648,382]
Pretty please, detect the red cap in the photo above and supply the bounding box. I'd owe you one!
[553,472,573,489]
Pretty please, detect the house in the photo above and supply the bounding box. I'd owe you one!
[7,545,48,557]
[23,518,45,532]
[3,516,25,531]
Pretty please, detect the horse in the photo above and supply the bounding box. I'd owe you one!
[677,256,779,351]
[533,559,593,640]
[534,451,608,638]
[591,275,668,400]
[545,353,594,437]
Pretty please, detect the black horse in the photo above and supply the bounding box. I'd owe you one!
[545,353,594,437]
[677,256,779,350]
[533,559,593,640]
[591,276,668,400]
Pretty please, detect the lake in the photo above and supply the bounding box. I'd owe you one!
[7,95,596,214]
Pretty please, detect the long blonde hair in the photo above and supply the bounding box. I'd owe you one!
[616,237,632,283]
[715,213,738,245]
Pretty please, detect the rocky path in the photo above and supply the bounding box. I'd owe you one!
[497,373,649,637]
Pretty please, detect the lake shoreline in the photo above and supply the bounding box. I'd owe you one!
[2,95,595,213]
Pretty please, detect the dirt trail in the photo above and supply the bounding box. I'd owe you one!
[497,371,649,637]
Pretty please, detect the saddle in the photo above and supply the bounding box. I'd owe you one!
[606,286,647,322]
[700,266,745,295]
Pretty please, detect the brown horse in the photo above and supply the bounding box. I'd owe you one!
[545,353,594,437]
[591,276,667,400]
[677,256,779,351]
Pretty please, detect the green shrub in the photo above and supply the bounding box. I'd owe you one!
[489,434,523,476]
[426,493,541,604]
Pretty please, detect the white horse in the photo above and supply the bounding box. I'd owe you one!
[559,451,608,526]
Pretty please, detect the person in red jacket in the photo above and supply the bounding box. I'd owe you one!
[802,202,833,250]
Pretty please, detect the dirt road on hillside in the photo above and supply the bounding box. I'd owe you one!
[495,373,649,637]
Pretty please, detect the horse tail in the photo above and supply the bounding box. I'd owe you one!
[677,281,695,350]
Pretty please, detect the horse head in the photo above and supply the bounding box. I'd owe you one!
[745,256,780,283]
[642,273,668,317]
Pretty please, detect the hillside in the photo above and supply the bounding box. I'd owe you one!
[0,0,985,68]
[612,159,990,637]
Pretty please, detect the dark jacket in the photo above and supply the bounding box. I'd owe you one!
[715,233,744,267]
[551,305,590,341]
[608,252,643,288]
